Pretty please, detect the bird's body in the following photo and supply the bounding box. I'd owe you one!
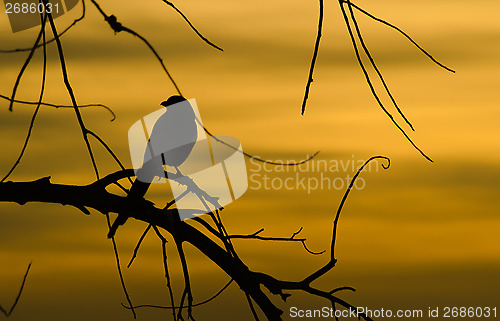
[108,96,197,238]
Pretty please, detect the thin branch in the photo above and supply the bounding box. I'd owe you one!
[229,228,325,255]
[329,286,356,294]
[331,155,390,258]
[5,262,33,317]
[0,0,86,53]
[213,210,239,259]
[127,224,152,268]
[345,0,414,131]
[161,0,223,51]
[7,12,45,112]
[346,1,455,73]
[122,278,233,310]
[86,130,132,185]
[0,94,116,121]
[174,238,195,320]
[198,118,320,166]
[190,216,223,239]
[338,1,432,162]
[89,0,182,96]
[303,156,389,285]
[152,225,177,321]
[301,0,324,115]
[105,214,137,319]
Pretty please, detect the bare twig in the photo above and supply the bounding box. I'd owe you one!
[331,155,390,258]
[7,12,45,112]
[198,118,320,166]
[301,0,324,115]
[0,94,116,121]
[161,0,223,51]
[346,1,455,73]
[0,262,33,317]
[174,238,195,320]
[89,0,182,96]
[105,214,137,319]
[338,1,432,162]
[127,224,152,268]
[229,227,325,255]
[86,130,132,185]
[9,262,32,316]
[152,225,177,321]
[122,278,233,310]
[345,0,414,131]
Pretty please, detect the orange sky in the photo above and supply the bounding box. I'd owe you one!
[0,0,499,320]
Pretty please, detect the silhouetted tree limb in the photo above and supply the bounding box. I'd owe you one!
[0,155,389,320]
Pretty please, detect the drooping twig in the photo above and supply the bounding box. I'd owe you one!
[7,261,32,316]
[174,238,195,320]
[105,214,137,319]
[346,1,455,73]
[0,262,33,317]
[152,225,177,321]
[0,94,116,121]
[122,278,233,310]
[89,0,182,96]
[197,118,320,166]
[7,12,45,112]
[338,1,432,162]
[0,0,86,53]
[345,0,414,131]
[301,0,324,115]
[161,0,223,51]
[329,286,356,294]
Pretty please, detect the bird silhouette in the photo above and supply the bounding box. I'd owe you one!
[108,95,198,238]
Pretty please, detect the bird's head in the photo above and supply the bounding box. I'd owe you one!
[160,95,187,108]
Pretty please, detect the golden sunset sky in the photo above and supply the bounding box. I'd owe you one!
[0,0,499,320]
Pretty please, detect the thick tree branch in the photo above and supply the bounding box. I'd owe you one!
[0,176,282,320]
